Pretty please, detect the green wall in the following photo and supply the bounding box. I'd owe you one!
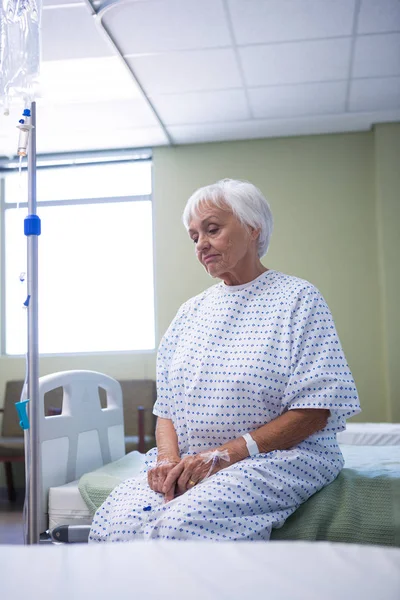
[374,124,400,422]
[1,124,399,487]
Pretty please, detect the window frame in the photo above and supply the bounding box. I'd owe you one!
[0,152,156,357]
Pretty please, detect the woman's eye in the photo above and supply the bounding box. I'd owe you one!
[192,238,198,244]
[209,228,218,235]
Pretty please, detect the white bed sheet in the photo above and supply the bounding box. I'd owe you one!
[341,444,400,477]
[1,541,399,600]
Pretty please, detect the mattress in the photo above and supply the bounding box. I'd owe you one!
[337,422,400,445]
[1,541,400,600]
[48,451,144,531]
[48,480,92,531]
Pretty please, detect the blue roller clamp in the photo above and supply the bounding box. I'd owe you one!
[24,214,41,236]
[15,399,30,430]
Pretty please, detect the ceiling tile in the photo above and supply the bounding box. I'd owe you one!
[357,0,400,34]
[167,115,362,144]
[167,110,400,144]
[150,89,249,125]
[240,38,351,86]
[127,49,242,94]
[102,0,230,55]
[228,0,356,45]
[352,33,400,77]
[349,77,400,111]
[249,81,347,119]
[41,5,113,61]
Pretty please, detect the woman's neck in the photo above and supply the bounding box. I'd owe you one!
[222,263,268,286]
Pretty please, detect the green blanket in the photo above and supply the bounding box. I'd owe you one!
[79,448,400,547]
[270,468,400,546]
[78,452,144,516]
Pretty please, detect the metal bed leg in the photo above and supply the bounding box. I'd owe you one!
[4,462,17,502]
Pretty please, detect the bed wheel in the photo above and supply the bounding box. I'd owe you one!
[51,525,91,543]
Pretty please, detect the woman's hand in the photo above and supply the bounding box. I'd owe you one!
[162,451,229,502]
[147,458,180,495]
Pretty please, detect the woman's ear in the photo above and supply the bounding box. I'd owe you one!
[249,227,261,241]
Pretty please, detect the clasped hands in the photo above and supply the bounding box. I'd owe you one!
[147,451,228,503]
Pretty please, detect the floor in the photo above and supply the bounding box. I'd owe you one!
[0,488,24,544]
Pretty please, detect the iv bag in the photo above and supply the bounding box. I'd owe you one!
[0,0,42,109]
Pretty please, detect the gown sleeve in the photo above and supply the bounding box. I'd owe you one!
[153,302,189,419]
[281,285,361,433]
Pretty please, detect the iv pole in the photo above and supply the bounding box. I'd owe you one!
[24,101,41,545]
[1,0,44,546]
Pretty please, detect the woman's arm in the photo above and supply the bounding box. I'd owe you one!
[155,417,180,462]
[147,417,180,496]
[162,408,329,498]
[219,408,330,464]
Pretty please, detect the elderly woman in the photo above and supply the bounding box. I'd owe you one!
[90,179,360,542]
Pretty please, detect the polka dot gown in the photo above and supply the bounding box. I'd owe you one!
[89,270,360,542]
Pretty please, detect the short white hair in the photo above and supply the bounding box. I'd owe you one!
[182,179,274,258]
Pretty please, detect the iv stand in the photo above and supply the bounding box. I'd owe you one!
[25,101,41,545]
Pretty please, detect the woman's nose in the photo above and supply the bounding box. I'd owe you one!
[196,233,210,253]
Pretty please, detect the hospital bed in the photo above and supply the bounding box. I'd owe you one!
[2,371,399,600]
[1,540,399,600]
[28,371,400,546]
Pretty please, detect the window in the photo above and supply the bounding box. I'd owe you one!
[1,158,155,355]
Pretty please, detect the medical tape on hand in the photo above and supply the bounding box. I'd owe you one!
[201,449,230,479]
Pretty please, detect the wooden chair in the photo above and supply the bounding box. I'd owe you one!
[0,380,64,502]
[0,381,25,502]
[118,380,156,454]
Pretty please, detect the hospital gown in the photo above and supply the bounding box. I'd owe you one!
[89,270,360,542]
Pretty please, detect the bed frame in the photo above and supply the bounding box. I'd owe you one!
[31,370,125,538]
[32,370,400,544]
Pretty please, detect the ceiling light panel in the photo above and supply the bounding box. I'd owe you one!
[126,49,242,94]
[228,0,356,45]
[38,57,143,104]
[349,77,400,111]
[240,38,351,86]
[41,5,113,61]
[43,0,85,5]
[101,0,231,55]
[36,98,160,130]
[352,33,400,77]
[35,124,167,154]
[248,81,347,119]
[357,0,400,34]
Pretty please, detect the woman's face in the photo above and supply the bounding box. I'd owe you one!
[188,201,259,284]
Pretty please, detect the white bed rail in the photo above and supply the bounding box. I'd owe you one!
[28,370,125,534]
